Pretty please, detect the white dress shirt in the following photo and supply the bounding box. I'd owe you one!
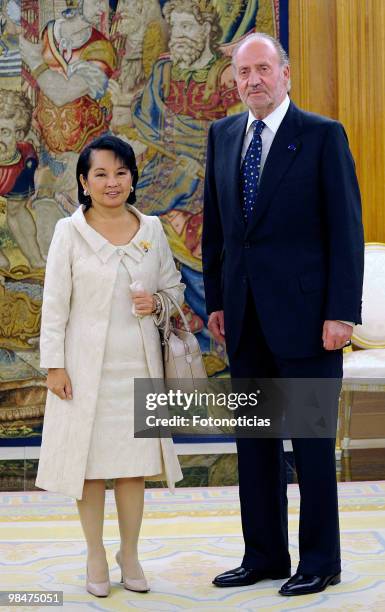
[241,94,290,174]
[240,94,354,329]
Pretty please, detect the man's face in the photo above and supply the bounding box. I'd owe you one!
[234,38,290,118]
[0,117,17,162]
[169,11,209,66]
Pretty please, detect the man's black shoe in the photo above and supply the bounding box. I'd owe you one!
[213,566,291,588]
[279,572,341,596]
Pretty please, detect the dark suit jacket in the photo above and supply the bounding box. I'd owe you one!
[202,101,364,359]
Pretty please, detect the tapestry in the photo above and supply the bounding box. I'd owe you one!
[0,0,287,444]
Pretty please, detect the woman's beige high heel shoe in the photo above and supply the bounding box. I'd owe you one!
[86,566,111,597]
[115,551,150,592]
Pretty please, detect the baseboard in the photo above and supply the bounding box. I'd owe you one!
[345,438,385,449]
[0,440,296,460]
[2,439,371,461]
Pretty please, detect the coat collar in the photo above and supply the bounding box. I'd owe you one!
[224,112,249,235]
[70,204,150,263]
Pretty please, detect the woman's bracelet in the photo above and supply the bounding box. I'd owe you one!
[152,292,167,327]
[152,294,162,315]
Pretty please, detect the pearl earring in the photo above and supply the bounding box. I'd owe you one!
[130,186,134,192]
[83,188,89,196]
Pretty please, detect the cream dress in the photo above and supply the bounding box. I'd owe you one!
[84,244,163,479]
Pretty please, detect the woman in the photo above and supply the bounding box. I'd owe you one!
[36,134,184,597]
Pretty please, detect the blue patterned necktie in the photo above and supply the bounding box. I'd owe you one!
[240,120,266,223]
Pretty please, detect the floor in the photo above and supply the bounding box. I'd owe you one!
[1,483,385,611]
[0,448,384,492]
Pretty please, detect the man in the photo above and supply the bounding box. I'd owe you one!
[20,0,116,157]
[0,89,43,270]
[202,33,364,596]
[131,0,239,371]
[19,0,116,223]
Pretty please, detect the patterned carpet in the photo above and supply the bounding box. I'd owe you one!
[1,482,385,610]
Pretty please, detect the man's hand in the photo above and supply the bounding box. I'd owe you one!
[322,320,353,351]
[208,310,226,344]
[47,368,73,400]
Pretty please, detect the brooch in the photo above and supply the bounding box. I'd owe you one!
[139,240,151,252]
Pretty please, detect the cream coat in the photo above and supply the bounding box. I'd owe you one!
[36,205,185,499]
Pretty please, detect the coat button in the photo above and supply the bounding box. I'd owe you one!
[117,248,124,256]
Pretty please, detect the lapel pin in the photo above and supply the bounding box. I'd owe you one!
[287,144,297,151]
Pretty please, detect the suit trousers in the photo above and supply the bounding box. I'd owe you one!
[227,289,342,575]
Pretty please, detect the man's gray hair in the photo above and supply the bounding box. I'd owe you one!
[232,32,290,69]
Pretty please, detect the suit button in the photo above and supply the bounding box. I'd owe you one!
[244,241,250,248]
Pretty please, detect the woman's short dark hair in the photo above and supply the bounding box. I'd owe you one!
[76,134,139,210]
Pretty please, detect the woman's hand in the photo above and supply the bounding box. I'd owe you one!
[131,291,156,317]
[46,368,73,400]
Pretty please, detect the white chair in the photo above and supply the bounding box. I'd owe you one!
[340,243,385,454]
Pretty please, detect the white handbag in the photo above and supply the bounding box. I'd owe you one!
[154,291,207,381]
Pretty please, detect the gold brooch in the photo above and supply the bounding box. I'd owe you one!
[139,240,151,252]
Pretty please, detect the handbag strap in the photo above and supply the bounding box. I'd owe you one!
[157,290,191,336]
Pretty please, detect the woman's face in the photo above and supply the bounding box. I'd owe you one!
[81,149,133,212]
